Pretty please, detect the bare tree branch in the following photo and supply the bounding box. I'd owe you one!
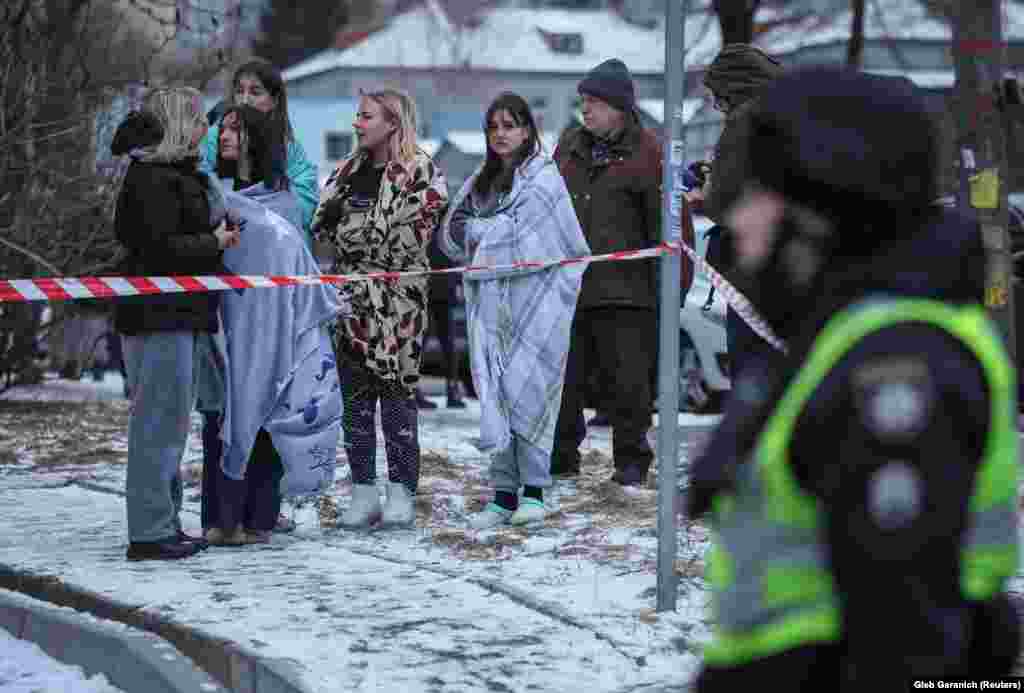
[0,234,63,275]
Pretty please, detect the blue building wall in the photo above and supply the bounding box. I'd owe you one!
[286,97,358,168]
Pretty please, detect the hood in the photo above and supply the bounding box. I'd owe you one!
[110,110,162,156]
[703,44,783,111]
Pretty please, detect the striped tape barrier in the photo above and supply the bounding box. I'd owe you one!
[0,236,787,352]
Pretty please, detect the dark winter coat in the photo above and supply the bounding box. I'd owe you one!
[555,117,694,310]
[702,44,783,224]
[113,160,225,335]
[427,228,456,306]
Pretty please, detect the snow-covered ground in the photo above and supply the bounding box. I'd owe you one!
[0,371,127,403]
[0,372,722,692]
[7,372,1021,690]
[0,628,125,693]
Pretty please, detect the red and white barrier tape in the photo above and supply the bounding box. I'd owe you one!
[0,238,787,352]
[671,227,787,353]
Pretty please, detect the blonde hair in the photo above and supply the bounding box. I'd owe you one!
[361,88,419,164]
[140,86,205,163]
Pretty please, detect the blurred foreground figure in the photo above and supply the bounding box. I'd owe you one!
[686,67,1021,690]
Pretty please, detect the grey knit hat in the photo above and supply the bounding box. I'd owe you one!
[578,59,636,113]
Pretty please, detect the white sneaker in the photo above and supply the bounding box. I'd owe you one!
[380,482,416,528]
[468,502,514,530]
[339,484,382,529]
[510,498,546,526]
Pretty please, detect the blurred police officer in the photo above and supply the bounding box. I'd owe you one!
[686,66,1021,691]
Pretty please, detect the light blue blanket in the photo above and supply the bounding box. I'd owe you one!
[218,183,347,497]
[439,153,589,456]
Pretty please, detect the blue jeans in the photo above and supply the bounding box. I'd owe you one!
[122,331,200,542]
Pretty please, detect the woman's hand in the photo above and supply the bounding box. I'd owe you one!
[213,220,241,249]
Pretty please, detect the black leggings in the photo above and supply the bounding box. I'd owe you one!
[339,359,420,494]
[429,302,457,381]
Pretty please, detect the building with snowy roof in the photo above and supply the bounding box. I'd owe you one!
[282,0,1024,188]
[283,0,670,152]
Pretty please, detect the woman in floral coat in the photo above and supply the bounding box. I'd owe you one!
[312,88,448,530]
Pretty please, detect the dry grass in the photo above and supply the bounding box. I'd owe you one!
[408,448,673,563]
[674,556,705,579]
[420,448,464,481]
[555,450,659,529]
[0,400,129,469]
[316,495,339,526]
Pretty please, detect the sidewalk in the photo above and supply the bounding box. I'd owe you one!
[0,376,720,692]
[0,481,707,692]
[5,376,1024,690]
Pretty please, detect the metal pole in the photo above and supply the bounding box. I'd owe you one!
[656,0,687,613]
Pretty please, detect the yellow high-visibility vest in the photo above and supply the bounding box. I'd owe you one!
[703,299,1019,666]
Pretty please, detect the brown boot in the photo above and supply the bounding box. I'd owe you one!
[243,529,272,544]
[205,525,247,546]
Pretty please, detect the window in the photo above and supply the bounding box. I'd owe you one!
[537,29,584,55]
[325,132,353,161]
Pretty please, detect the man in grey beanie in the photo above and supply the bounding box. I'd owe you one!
[551,58,695,486]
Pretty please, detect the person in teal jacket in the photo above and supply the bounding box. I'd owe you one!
[201,59,318,244]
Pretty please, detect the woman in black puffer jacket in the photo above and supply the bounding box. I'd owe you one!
[111,87,240,562]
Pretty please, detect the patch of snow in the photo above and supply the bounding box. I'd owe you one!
[0,628,126,693]
[418,138,441,158]
[442,130,488,156]
[1,372,126,403]
[441,130,562,157]
[637,98,706,126]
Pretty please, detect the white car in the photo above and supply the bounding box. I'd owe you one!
[678,215,731,412]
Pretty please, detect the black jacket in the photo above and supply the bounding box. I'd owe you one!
[689,208,1020,686]
[113,160,224,335]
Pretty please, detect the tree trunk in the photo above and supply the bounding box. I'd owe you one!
[951,1,1015,358]
[846,0,866,67]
